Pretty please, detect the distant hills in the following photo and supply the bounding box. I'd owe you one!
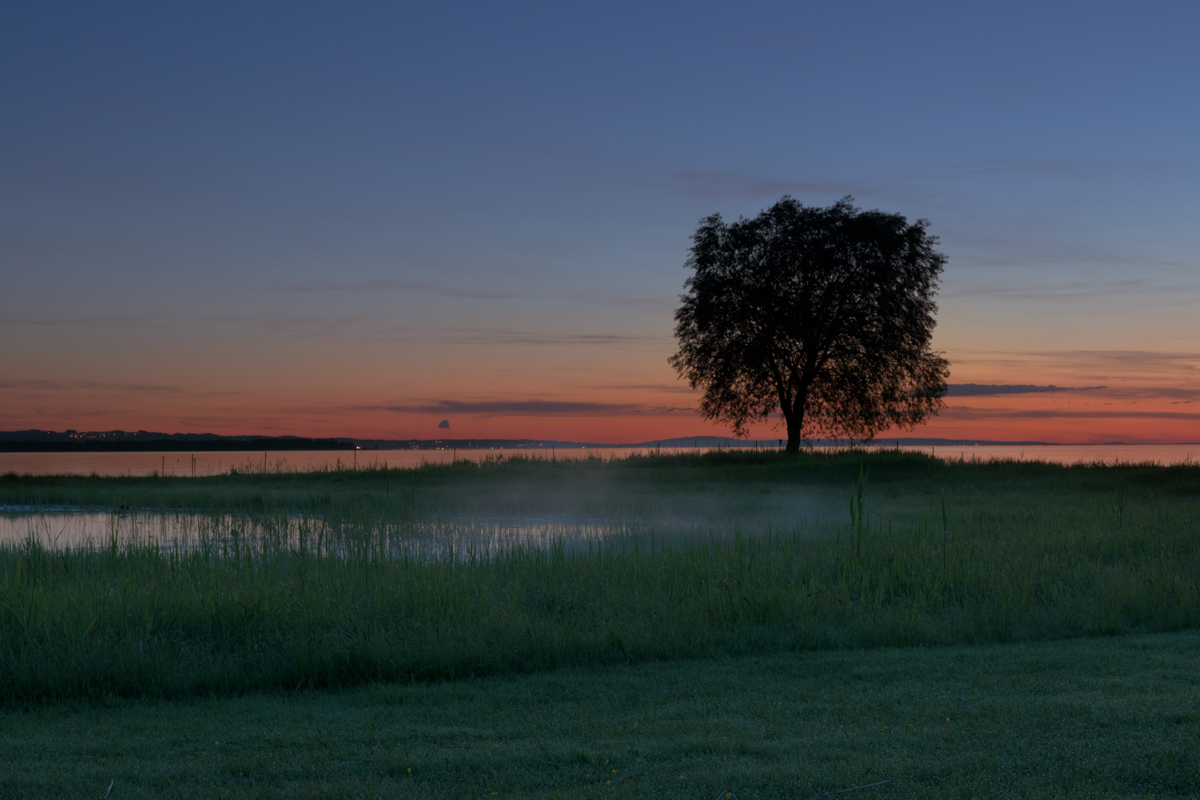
[0,429,1067,452]
[352,438,602,451]
[634,436,1061,448]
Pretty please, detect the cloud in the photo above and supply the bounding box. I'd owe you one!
[451,330,668,348]
[367,400,695,418]
[940,406,1200,422]
[672,173,866,200]
[273,279,518,301]
[1027,350,1200,370]
[258,325,348,339]
[0,313,173,329]
[0,379,181,394]
[667,157,1183,212]
[946,384,1105,396]
[956,157,1176,180]
[0,380,247,400]
[438,419,450,429]
[272,278,676,314]
[940,279,1199,301]
[949,349,1200,377]
[1085,386,1200,401]
[228,314,673,349]
[589,382,700,395]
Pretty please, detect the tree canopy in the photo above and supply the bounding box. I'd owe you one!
[669,196,949,453]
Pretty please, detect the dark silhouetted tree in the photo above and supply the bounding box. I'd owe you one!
[670,196,949,453]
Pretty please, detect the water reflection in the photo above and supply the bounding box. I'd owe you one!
[0,508,707,558]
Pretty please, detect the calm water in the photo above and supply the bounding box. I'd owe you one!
[0,508,695,554]
[1,444,1197,477]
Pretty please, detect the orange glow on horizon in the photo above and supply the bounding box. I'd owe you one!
[4,330,1197,444]
[4,387,1197,444]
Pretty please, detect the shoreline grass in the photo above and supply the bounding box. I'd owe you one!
[3,448,1199,516]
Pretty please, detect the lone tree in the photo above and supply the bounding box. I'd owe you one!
[670,196,949,453]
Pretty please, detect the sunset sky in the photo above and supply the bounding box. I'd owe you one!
[3,2,1198,444]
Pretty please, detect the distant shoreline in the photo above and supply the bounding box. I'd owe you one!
[0,440,354,453]
[3,430,1194,452]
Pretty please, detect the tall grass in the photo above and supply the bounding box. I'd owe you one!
[3,452,1199,703]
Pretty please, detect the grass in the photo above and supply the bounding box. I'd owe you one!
[2,450,1199,703]
[3,448,1199,519]
[3,630,1199,798]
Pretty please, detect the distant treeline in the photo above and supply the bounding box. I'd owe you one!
[0,430,354,452]
[0,430,1064,453]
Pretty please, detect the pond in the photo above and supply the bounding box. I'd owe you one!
[0,507,711,558]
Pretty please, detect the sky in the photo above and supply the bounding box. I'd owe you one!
[2,1,1198,444]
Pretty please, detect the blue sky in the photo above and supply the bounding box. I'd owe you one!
[3,1,1198,441]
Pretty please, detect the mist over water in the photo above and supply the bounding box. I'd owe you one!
[0,463,833,553]
[0,448,838,551]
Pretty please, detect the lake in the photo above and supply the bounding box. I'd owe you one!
[0,507,702,554]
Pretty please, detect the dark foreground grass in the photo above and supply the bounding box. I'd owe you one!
[2,451,1200,703]
[3,631,1199,798]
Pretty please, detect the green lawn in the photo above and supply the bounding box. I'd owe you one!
[4,631,1199,798]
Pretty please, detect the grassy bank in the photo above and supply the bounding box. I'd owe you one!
[3,631,1199,798]
[2,451,1198,703]
[3,447,1199,510]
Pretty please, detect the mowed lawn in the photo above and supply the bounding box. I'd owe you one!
[4,631,1199,799]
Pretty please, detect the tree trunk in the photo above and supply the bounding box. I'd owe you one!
[784,403,804,454]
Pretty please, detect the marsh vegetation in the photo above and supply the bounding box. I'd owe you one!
[1,450,1198,703]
